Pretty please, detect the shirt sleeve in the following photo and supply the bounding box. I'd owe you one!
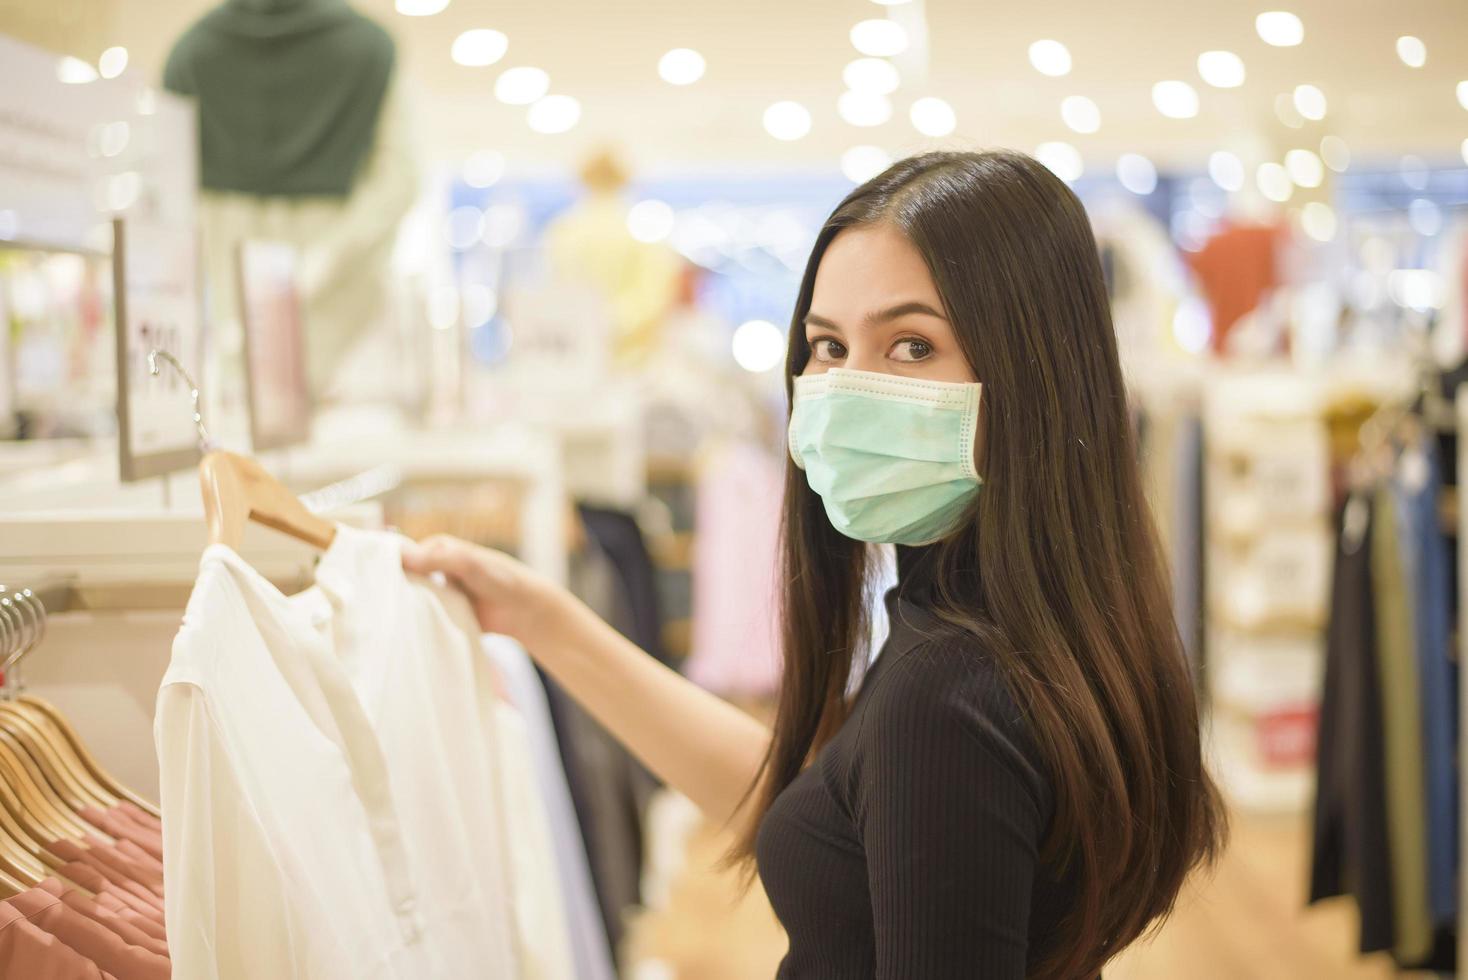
[155,682,301,980]
[854,645,1047,979]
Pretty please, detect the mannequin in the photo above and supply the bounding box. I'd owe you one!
[163,0,417,418]
[545,149,681,369]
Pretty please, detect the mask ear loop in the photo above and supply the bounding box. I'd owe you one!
[963,384,983,483]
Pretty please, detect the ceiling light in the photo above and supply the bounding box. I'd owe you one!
[98,46,128,79]
[1457,81,1468,110]
[1152,81,1199,119]
[838,91,892,127]
[1028,39,1071,77]
[1061,95,1101,133]
[1301,202,1336,242]
[850,19,909,57]
[844,58,900,95]
[1197,50,1245,88]
[481,203,525,247]
[1274,93,1305,128]
[909,96,956,136]
[1388,269,1444,311]
[1409,198,1442,237]
[495,67,549,105]
[1116,154,1157,195]
[627,200,676,243]
[106,171,140,211]
[1173,297,1212,352]
[395,0,449,15]
[659,48,705,85]
[841,145,892,183]
[1396,36,1426,68]
[57,56,98,84]
[461,284,498,327]
[1256,162,1292,202]
[527,94,580,134]
[1255,11,1303,47]
[1208,151,1245,191]
[1035,141,1083,182]
[1319,135,1350,172]
[1293,84,1326,120]
[446,205,485,249]
[732,320,786,373]
[463,150,505,188]
[98,120,129,157]
[1284,148,1323,187]
[1461,137,1468,166]
[452,29,508,67]
[764,101,812,141]
[869,0,912,5]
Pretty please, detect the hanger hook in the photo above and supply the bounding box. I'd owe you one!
[0,590,14,669]
[148,348,213,452]
[10,590,44,672]
[0,594,24,676]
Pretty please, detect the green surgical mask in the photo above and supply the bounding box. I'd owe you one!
[788,367,983,546]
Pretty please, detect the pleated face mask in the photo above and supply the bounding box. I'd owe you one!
[788,367,983,546]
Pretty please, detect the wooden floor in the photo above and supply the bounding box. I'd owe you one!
[625,801,1430,980]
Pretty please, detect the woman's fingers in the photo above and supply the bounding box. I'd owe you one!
[403,535,490,594]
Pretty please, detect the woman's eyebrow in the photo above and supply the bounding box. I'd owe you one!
[803,302,947,333]
[866,301,948,325]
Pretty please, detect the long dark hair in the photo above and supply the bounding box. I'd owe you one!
[734,150,1226,978]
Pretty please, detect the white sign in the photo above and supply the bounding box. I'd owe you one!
[114,218,203,479]
[0,34,196,252]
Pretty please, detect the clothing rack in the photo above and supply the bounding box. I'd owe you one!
[1457,383,1467,974]
[1311,371,1464,971]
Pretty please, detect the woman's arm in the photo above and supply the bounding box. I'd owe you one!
[404,535,771,825]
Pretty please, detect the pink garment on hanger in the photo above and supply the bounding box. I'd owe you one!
[0,900,115,979]
[686,442,784,698]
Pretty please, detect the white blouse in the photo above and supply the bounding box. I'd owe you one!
[155,525,571,979]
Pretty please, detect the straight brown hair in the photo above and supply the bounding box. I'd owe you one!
[733,150,1226,978]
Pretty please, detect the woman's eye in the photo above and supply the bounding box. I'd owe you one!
[891,339,933,362]
[811,338,847,361]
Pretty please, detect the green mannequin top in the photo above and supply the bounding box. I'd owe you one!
[163,0,395,197]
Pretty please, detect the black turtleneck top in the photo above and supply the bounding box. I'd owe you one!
[755,546,1080,978]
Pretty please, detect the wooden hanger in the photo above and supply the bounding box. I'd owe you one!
[0,705,113,811]
[0,740,75,843]
[1,702,118,809]
[0,768,65,875]
[147,350,333,550]
[0,708,92,813]
[0,735,92,840]
[200,451,336,550]
[0,768,47,884]
[17,696,156,818]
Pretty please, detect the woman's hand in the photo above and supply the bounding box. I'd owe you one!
[404,538,771,825]
[401,534,563,645]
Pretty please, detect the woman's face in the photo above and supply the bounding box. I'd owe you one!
[801,223,976,384]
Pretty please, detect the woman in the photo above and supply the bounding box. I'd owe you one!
[405,150,1226,978]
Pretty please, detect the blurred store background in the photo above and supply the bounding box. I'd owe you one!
[0,0,1466,977]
